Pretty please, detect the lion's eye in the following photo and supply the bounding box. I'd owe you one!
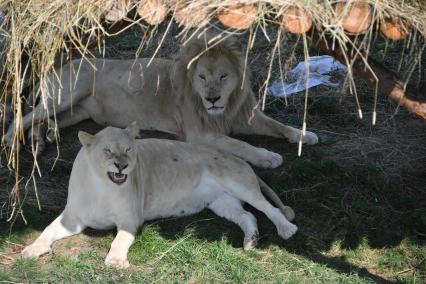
[126,147,131,152]
[199,74,206,80]
[220,74,228,80]
[104,148,112,154]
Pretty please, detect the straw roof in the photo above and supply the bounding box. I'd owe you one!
[0,0,424,99]
[0,1,424,89]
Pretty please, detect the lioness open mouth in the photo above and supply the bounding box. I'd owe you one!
[107,172,128,185]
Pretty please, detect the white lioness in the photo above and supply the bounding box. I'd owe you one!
[4,33,318,168]
[22,124,298,268]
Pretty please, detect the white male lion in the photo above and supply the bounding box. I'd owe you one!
[4,33,318,167]
[22,124,298,268]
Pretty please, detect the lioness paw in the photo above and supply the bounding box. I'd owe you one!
[243,232,259,250]
[278,222,298,240]
[21,243,51,259]
[255,149,283,169]
[105,255,130,269]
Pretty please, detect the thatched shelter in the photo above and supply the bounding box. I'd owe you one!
[0,0,425,221]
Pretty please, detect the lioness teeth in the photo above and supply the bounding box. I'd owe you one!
[107,172,127,184]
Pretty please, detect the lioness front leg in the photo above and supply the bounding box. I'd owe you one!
[233,111,318,145]
[192,134,283,169]
[105,228,136,269]
[22,212,84,259]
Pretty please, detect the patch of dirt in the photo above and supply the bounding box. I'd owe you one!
[51,233,99,260]
[0,241,24,266]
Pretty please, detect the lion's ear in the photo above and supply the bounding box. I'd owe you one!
[126,121,139,138]
[78,131,94,147]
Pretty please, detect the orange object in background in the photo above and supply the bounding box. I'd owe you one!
[381,18,411,40]
[281,6,312,34]
[335,2,372,34]
[218,4,258,30]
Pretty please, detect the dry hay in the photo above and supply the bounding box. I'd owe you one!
[0,0,425,222]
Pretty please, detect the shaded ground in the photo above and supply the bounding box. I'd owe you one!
[1,24,425,283]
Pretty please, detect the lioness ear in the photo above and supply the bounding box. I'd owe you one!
[78,131,94,147]
[126,121,139,138]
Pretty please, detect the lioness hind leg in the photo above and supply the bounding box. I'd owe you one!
[220,178,298,240]
[22,212,85,259]
[255,200,298,240]
[209,194,259,250]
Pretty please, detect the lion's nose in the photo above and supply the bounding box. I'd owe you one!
[114,162,128,171]
[206,96,221,104]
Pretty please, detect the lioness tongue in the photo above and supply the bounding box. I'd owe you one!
[114,173,124,179]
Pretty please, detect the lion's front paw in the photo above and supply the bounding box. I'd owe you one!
[255,149,283,169]
[287,130,319,145]
[105,254,130,269]
[302,131,319,145]
[21,243,51,259]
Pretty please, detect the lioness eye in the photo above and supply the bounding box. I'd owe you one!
[126,147,131,152]
[199,74,206,80]
[104,148,112,154]
[220,74,228,80]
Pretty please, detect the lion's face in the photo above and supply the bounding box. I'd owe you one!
[79,125,139,186]
[192,55,239,115]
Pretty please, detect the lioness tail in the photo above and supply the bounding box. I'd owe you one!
[257,177,295,222]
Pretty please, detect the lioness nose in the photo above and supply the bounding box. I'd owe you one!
[114,162,128,171]
[206,96,221,104]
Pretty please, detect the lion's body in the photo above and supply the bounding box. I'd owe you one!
[22,126,298,268]
[46,58,179,134]
[4,34,318,168]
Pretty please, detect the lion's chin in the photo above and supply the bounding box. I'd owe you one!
[207,106,225,115]
[107,172,128,185]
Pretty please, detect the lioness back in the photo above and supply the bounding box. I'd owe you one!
[137,139,257,220]
[138,138,248,172]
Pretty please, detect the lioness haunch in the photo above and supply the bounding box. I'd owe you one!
[22,124,297,268]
